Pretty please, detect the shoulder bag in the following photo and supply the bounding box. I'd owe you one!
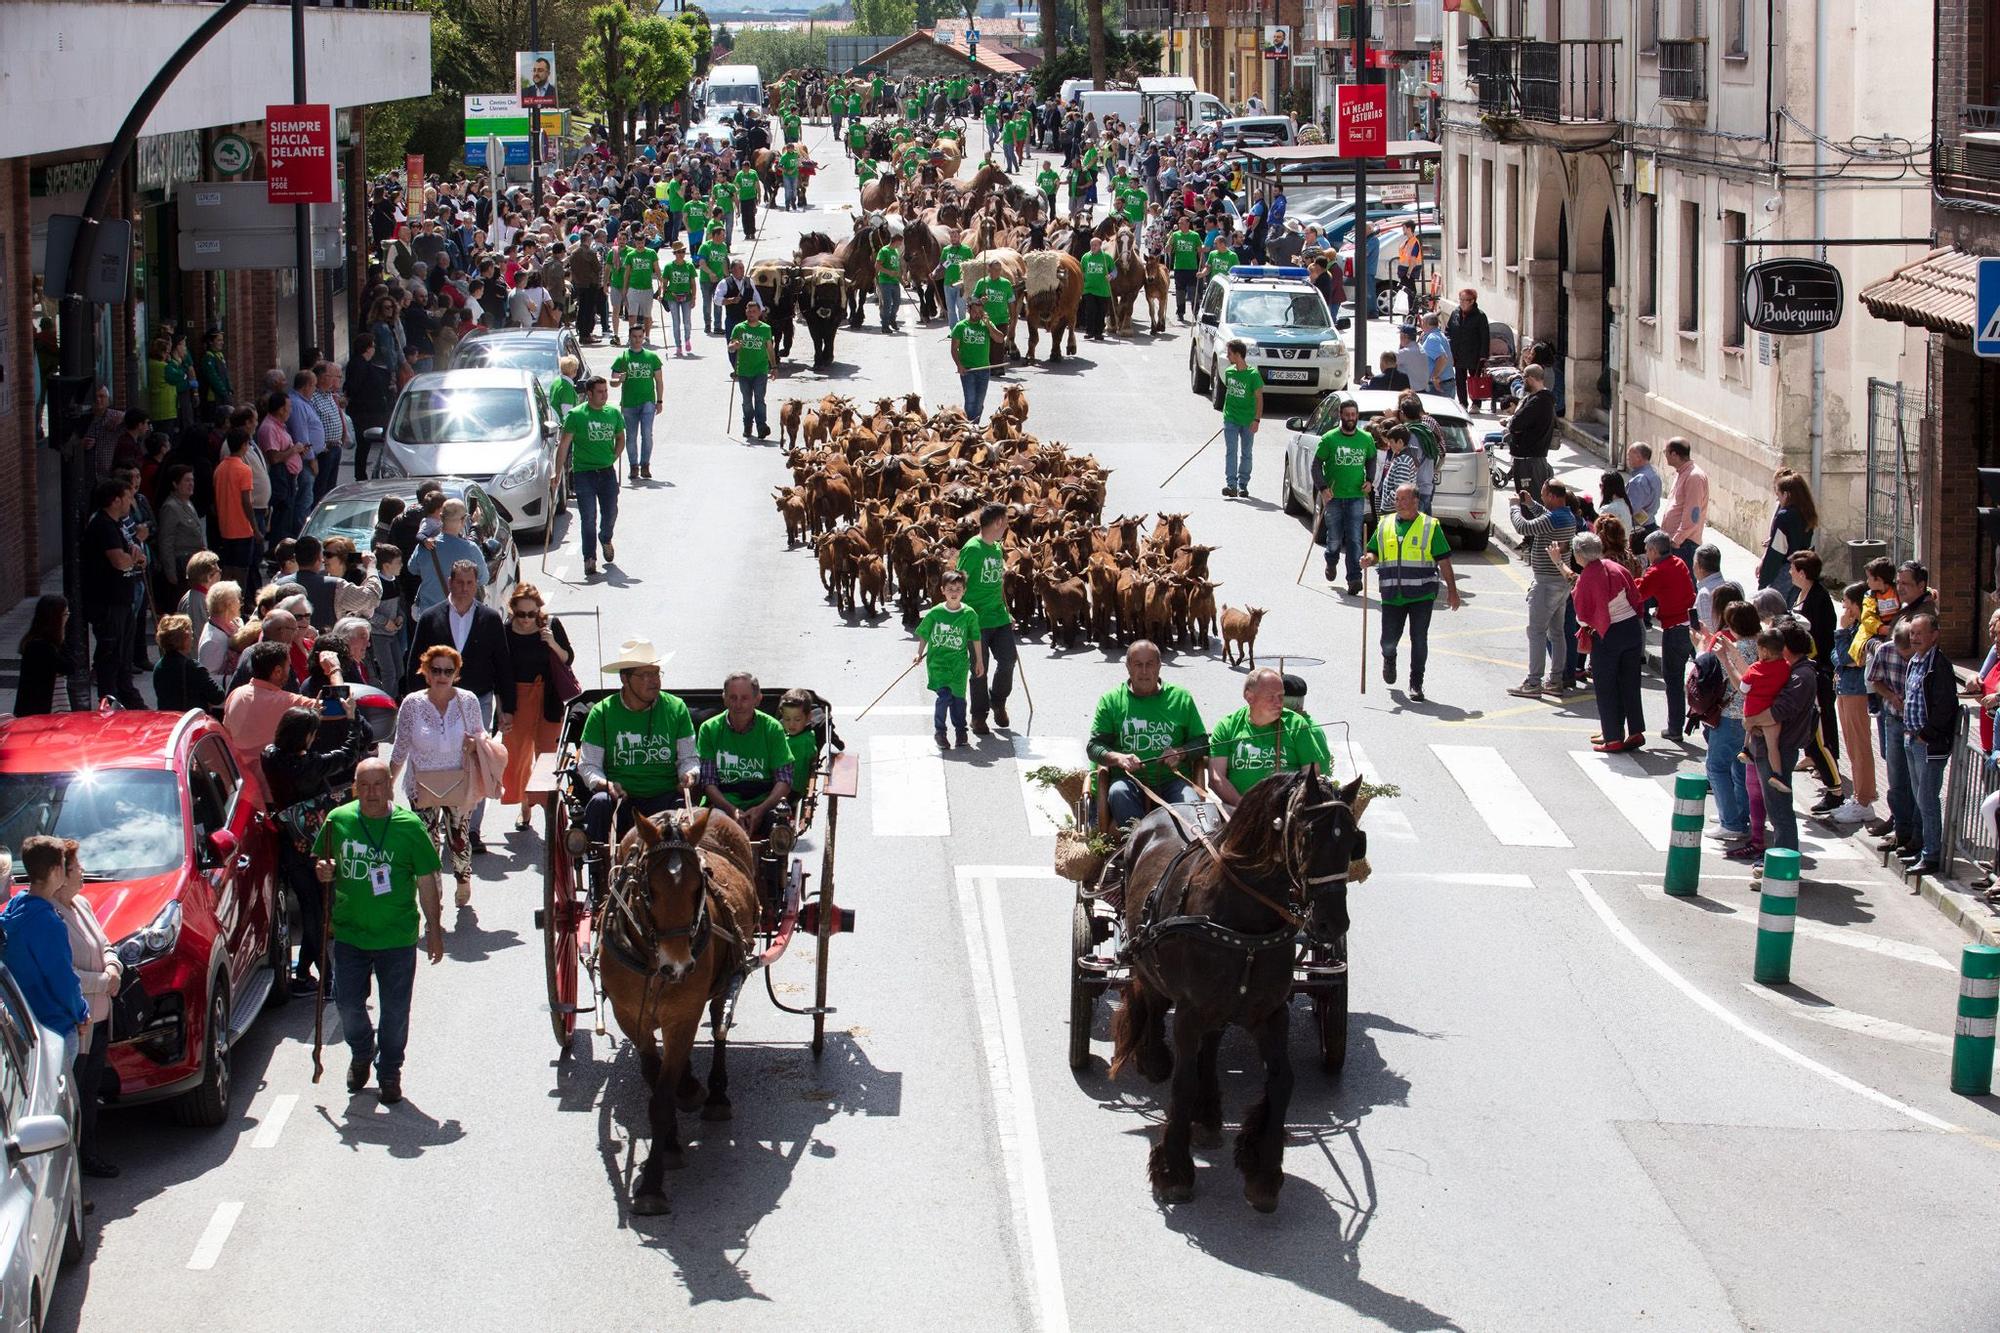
[411,691,477,810]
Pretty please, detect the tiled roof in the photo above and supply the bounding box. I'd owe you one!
[1859,246,1980,337]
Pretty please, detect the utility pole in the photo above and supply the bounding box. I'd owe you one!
[291,0,317,362]
[529,0,543,210]
[1351,0,1370,375]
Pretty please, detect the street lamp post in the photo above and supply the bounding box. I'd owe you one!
[530,0,543,210]
[291,0,316,361]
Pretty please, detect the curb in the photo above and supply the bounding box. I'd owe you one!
[1912,868,2000,947]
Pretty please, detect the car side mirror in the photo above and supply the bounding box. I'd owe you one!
[482,537,503,560]
[7,1115,70,1164]
[203,828,240,869]
[1284,416,1305,431]
[363,427,384,444]
[1336,315,1352,330]
[1199,312,1219,326]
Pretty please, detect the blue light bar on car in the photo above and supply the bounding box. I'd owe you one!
[1229,266,1310,280]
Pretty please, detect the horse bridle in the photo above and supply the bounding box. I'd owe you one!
[606,832,715,978]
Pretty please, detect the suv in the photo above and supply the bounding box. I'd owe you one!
[1279,389,1493,550]
[0,709,287,1128]
[0,963,84,1333]
[1189,266,1351,403]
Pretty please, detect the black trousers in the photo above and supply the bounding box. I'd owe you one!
[1173,269,1197,317]
[574,285,606,339]
[1660,623,1692,736]
[740,199,757,240]
[1592,616,1646,741]
[969,623,1018,720]
[1081,292,1108,338]
[1379,598,1435,690]
[91,598,138,707]
[351,412,388,482]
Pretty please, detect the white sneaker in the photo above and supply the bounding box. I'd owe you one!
[1830,799,1874,824]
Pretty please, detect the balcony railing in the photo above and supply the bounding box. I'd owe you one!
[1938,104,2000,206]
[1658,38,1706,102]
[1127,3,1173,28]
[1466,38,1618,125]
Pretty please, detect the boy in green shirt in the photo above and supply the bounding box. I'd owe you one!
[1080,238,1115,341]
[949,305,999,421]
[1316,397,1378,594]
[621,240,659,335]
[559,377,624,575]
[972,272,1014,354]
[1218,339,1263,498]
[734,166,760,241]
[915,570,985,748]
[780,146,802,210]
[938,229,974,325]
[1037,163,1060,214]
[728,303,775,440]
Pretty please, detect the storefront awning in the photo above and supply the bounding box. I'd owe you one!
[1859,246,1981,338]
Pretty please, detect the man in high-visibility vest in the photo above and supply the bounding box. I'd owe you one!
[1360,482,1462,703]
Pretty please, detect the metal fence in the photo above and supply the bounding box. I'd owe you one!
[1863,377,1925,567]
[1943,706,1998,875]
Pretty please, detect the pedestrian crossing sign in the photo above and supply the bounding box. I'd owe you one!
[1977,256,2000,357]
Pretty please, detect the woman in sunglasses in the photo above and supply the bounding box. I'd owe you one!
[499,583,576,831]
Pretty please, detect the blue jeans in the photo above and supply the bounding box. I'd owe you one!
[1003,137,1018,171]
[666,298,692,347]
[878,280,902,329]
[1322,497,1367,585]
[700,275,719,331]
[1104,774,1195,827]
[740,374,769,435]
[933,688,967,735]
[1222,423,1254,491]
[1905,734,1946,861]
[267,469,299,542]
[622,401,656,471]
[942,283,967,325]
[314,446,343,506]
[332,940,417,1079]
[574,467,620,562]
[1880,710,1918,844]
[1705,715,1750,833]
[784,173,800,208]
[960,368,990,419]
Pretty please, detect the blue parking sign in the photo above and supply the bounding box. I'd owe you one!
[1978,256,2000,357]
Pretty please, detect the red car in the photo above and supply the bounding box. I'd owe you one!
[0,708,288,1127]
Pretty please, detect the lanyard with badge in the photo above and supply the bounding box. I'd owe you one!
[358,812,395,897]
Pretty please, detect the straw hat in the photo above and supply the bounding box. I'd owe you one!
[602,637,667,672]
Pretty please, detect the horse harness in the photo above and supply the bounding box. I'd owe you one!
[599,820,747,996]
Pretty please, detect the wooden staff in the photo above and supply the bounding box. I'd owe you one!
[1295,503,1325,585]
[1359,572,1369,696]
[856,655,924,719]
[1158,425,1225,488]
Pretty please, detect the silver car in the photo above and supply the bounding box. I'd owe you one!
[0,966,84,1333]
[372,369,562,538]
[1280,389,1494,550]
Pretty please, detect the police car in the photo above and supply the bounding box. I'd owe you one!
[1188,265,1352,405]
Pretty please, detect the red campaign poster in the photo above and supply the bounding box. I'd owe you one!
[1335,84,1389,158]
[405,154,425,186]
[267,104,335,205]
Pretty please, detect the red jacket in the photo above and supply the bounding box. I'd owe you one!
[1633,555,1697,630]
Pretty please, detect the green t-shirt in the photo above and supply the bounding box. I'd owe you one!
[849,123,867,151]
[1089,683,1206,789]
[985,107,1000,131]
[876,245,903,281]
[950,317,994,371]
[955,535,1010,629]
[901,154,924,179]
[1208,707,1329,797]
[605,248,628,287]
[918,603,981,695]
[612,347,662,406]
[1168,229,1202,271]
[1037,166,1059,196]
[1009,115,1028,143]
[1081,251,1115,298]
[1081,147,1098,173]
[548,376,580,418]
[1367,513,1453,605]
[313,803,441,952]
[973,275,1013,328]
[782,118,802,146]
[1315,425,1377,501]
[563,403,623,472]
[940,242,974,286]
[665,180,685,211]
[698,710,795,803]
[735,168,759,200]
[684,200,710,235]
[662,259,696,301]
[579,693,696,798]
[872,76,886,100]
[733,321,774,378]
[780,149,801,174]
[699,239,730,282]
[785,727,820,781]
[1220,364,1263,425]
[623,245,659,285]
[1206,246,1239,277]
[1122,192,1145,224]
[857,158,878,183]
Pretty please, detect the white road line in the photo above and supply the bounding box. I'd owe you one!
[1568,869,1959,1133]
[1429,744,1572,847]
[252,1093,297,1148]
[1327,738,1415,841]
[868,733,951,836]
[907,330,926,401]
[1635,884,1955,970]
[955,870,1070,1332]
[1367,870,1537,889]
[1015,735,1087,836]
[1567,751,1674,851]
[833,705,937,718]
[186,1201,243,1271]
[1737,983,1954,1051]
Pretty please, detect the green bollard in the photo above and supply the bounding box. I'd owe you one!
[1753,848,1801,985]
[1664,773,1709,898]
[1951,944,2000,1096]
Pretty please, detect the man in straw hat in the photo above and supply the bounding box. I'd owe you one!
[577,637,698,850]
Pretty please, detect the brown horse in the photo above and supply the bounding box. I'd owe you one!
[601,808,760,1216]
[1110,769,1365,1212]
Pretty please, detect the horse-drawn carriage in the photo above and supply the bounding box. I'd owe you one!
[530,686,860,1056]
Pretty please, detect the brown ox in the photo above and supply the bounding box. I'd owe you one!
[1019,250,1082,363]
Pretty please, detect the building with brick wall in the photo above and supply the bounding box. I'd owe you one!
[865,32,1028,81]
[0,0,430,607]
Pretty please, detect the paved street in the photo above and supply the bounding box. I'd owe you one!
[50,136,2000,1333]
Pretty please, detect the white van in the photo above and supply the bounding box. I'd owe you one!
[1077,82,1228,134]
[706,64,765,112]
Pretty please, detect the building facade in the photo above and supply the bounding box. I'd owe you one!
[0,0,431,604]
[1437,0,1930,575]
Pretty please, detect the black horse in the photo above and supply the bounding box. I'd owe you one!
[1110,769,1364,1212]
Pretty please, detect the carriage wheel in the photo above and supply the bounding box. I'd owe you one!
[1068,898,1095,1071]
[1313,979,1349,1077]
[811,795,839,1058]
[542,800,580,1050]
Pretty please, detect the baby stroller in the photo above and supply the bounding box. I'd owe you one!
[1477,321,1524,413]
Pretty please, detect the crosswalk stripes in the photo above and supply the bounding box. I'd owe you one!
[1325,737,1416,842]
[867,733,951,836]
[1013,735,1087,837]
[1567,751,1676,852]
[1428,744,1573,848]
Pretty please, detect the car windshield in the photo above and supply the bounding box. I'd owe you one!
[451,341,556,376]
[303,496,388,546]
[0,770,183,880]
[390,387,532,444]
[1227,291,1330,329]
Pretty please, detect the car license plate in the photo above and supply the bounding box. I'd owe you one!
[1264,368,1311,384]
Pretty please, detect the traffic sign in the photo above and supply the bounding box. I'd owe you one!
[1977,256,2000,357]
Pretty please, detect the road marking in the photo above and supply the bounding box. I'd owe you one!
[907,330,926,401]
[1368,870,1536,889]
[833,704,937,718]
[1429,744,1572,847]
[1737,983,1954,1051]
[187,1201,244,1271]
[1634,884,1955,969]
[1567,750,1675,851]
[1324,738,1416,842]
[869,733,951,836]
[1568,870,1958,1133]
[1015,735,1087,836]
[252,1093,297,1148]
[955,870,1070,1333]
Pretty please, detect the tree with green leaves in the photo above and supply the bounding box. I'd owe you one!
[853,0,916,36]
[629,13,697,126]
[580,3,638,157]
[678,7,713,79]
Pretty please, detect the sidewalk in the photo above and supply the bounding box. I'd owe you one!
[0,564,158,715]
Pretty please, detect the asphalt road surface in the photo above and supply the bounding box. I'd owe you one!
[50,131,2000,1333]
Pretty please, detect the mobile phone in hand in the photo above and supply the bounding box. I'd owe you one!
[319,685,350,718]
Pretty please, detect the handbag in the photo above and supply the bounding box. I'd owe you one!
[411,767,470,810]
[546,641,581,705]
[1467,371,1495,400]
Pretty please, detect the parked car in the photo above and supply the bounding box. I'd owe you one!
[1279,388,1493,550]
[370,369,562,537]
[1213,115,1298,149]
[1189,266,1352,403]
[448,327,583,402]
[302,476,520,607]
[0,709,289,1128]
[0,962,85,1333]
